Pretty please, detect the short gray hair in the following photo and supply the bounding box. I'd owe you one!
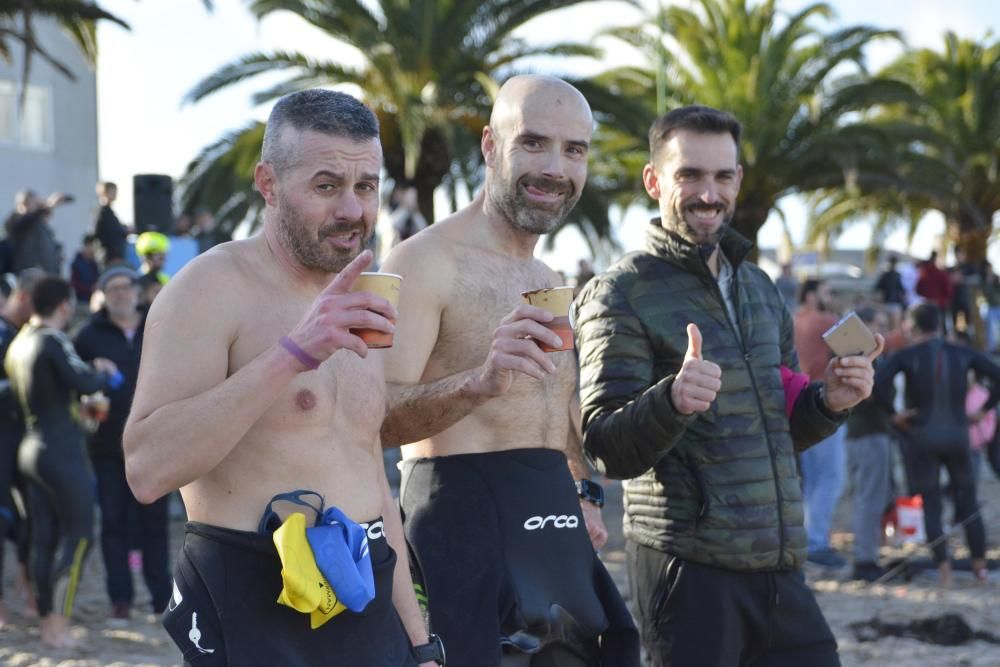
[261,89,380,175]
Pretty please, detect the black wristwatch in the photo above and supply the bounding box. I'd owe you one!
[575,479,605,508]
[412,634,446,665]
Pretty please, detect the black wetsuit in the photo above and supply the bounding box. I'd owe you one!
[0,314,25,598]
[5,322,111,616]
[400,448,639,666]
[162,518,417,666]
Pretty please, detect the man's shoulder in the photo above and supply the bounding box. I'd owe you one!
[175,238,255,283]
[151,239,261,317]
[381,220,460,284]
[599,250,665,282]
[576,252,665,310]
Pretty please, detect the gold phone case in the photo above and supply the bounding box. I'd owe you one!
[821,311,877,357]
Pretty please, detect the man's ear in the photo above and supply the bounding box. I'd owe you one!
[642,163,662,200]
[482,127,498,169]
[254,162,277,207]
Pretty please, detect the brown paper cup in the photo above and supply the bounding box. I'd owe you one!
[350,272,401,348]
[521,286,575,352]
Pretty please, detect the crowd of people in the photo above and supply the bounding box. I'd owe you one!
[0,183,230,647]
[0,79,995,667]
[773,268,1000,586]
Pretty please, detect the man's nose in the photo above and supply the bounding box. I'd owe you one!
[336,190,363,221]
[697,180,720,202]
[539,148,567,180]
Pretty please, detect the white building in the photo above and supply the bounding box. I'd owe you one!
[0,18,99,276]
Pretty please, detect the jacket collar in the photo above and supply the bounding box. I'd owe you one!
[89,306,146,333]
[643,218,754,277]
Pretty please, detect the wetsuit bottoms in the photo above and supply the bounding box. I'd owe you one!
[400,448,639,667]
[162,520,417,667]
[17,431,95,617]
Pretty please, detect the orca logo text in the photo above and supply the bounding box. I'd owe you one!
[523,514,580,531]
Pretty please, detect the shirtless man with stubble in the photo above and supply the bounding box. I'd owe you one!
[124,90,441,667]
[381,75,638,667]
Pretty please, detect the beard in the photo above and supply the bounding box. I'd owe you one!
[487,170,580,235]
[663,200,733,247]
[276,192,371,273]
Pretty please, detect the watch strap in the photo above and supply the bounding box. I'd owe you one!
[411,634,445,665]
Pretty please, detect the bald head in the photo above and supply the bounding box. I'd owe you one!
[482,76,593,236]
[490,75,593,136]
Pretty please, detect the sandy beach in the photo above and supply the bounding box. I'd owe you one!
[2,464,998,666]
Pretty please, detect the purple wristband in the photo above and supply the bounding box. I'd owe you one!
[279,336,321,370]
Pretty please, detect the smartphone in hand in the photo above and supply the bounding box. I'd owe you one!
[822,311,878,357]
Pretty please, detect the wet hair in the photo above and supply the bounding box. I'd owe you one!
[649,105,742,167]
[909,303,940,334]
[799,278,825,305]
[261,89,380,176]
[32,276,73,317]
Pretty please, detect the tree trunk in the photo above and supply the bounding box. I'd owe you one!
[950,216,991,264]
[949,219,991,350]
[382,126,452,224]
[731,204,772,264]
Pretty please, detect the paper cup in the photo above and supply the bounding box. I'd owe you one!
[82,392,110,422]
[521,286,575,352]
[350,272,401,348]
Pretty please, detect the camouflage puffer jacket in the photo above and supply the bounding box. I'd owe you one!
[574,221,845,571]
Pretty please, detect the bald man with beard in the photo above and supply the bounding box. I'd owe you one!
[381,76,639,666]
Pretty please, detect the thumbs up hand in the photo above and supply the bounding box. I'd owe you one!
[670,323,723,415]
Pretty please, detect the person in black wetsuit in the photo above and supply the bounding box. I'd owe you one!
[5,276,119,647]
[874,303,1000,586]
[0,268,45,627]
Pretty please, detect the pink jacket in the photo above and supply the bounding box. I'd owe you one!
[781,366,811,418]
[966,383,997,451]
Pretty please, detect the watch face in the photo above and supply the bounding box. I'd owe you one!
[577,479,605,507]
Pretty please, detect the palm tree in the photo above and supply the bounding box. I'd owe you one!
[1,1,215,106]
[181,0,620,233]
[595,0,901,252]
[0,0,129,105]
[806,32,1000,262]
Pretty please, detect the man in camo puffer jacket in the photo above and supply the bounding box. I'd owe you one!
[573,106,883,666]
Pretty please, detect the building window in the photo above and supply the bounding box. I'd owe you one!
[0,80,53,150]
[0,82,14,143]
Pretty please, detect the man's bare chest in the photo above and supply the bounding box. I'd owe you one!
[230,308,386,426]
[434,257,560,369]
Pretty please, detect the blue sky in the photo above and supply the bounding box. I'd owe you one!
[95,0,1000,272]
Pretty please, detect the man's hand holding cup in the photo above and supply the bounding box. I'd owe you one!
[470,304,562,398]
[282,250,398,367]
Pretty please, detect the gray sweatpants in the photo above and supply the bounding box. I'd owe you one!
[845,433,893,563]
